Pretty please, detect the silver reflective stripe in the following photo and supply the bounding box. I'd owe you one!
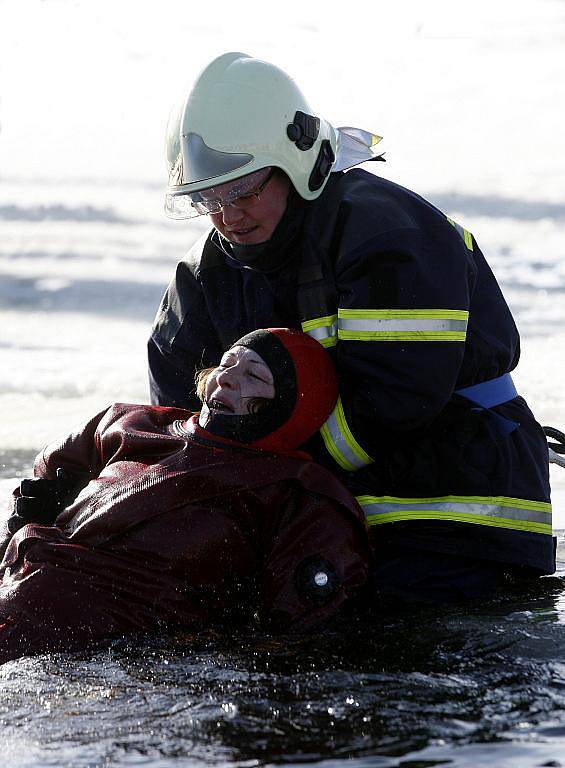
[356,495,552,535]
[320,396,373,472]
[340,317,468,333]
[301,315,338,348]
[307,325,337,344]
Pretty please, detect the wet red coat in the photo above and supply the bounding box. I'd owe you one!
[0,404,370,663]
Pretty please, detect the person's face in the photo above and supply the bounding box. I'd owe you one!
[198,345,275,426]
[208,170,290,245]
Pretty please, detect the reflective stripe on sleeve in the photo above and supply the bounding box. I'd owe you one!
[301,315,338,348]
[320,396,374,471]
[338,309,468,342]
[446,216,474,251]
[356,494,552,536]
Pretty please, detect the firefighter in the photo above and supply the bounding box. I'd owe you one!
[148,52,555,602]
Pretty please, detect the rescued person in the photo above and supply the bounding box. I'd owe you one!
[0,329,370,664]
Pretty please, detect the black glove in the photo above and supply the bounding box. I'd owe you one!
[8,468,86,534]
[544,426,565,469]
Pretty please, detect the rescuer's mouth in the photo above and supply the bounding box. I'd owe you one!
[226,226,259,242]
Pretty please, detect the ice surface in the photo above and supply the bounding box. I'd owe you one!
[1,0,564,521]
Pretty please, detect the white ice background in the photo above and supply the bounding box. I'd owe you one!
[1,0,565,523]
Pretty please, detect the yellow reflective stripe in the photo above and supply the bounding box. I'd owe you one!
[365,512,550,535]
[357,493,552,514]
[340,310,469,320]
[301,314,337,331]
[360,493,551,512]
[320,396,373,471]
[356,494,552,536]
[340,331,466,341]
[301,315,337,348]
[320,421,354,470]
[338,309,468,342]
[446,216,474,252]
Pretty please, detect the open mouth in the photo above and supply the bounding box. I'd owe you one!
[228,226,257,237]
[207,398,234,413]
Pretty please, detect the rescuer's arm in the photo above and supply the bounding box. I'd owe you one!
[149,255,224,408]
[317,221,478,474]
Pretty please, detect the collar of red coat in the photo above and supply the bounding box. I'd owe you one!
[182,415,312,461]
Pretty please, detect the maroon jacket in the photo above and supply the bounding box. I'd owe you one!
[0,404,370,663]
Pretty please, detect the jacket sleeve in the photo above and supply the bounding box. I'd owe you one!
[259,484,371,631]
[33,407,112,481]
[3,407,110,541]
[318,214,478,473]
[148,236,225,408]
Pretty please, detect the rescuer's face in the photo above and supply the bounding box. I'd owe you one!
[199,345,275,425]
[208,170,290,245]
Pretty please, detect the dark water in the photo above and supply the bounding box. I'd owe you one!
[2,549,565,768]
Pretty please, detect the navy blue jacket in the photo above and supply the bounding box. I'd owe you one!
[149,170,554,575]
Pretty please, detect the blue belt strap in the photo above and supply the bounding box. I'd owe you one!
[456,373,518,408]
[456,373,520,435]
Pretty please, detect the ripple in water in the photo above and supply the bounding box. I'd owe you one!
[2,571,565,767]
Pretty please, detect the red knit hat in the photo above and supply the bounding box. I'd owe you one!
[201,328,338,453]
[246,328,339,453]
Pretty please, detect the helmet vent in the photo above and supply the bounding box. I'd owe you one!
[286,111,320,151]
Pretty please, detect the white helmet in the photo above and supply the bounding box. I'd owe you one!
[165,52,383,218]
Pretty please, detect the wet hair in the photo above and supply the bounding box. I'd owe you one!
[195,367,215,402]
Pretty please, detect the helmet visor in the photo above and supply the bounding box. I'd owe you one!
[174,132,254,186]
[165,167,274,220]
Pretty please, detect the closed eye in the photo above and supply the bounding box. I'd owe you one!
[248,372,268,383]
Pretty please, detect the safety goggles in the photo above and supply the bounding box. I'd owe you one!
[165,168,276,220]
